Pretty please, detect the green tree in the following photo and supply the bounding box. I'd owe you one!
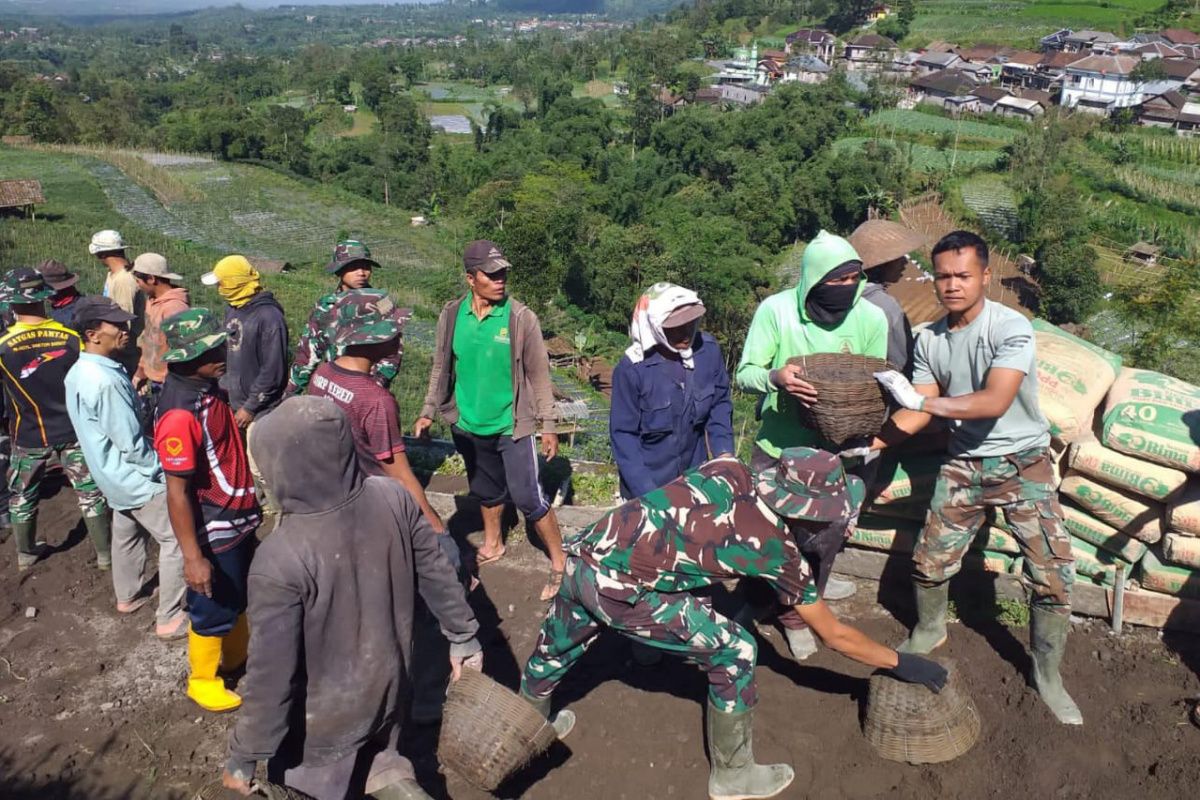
[1114,258,1200,382]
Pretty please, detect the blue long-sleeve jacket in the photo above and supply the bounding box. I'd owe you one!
[609,333,734,499]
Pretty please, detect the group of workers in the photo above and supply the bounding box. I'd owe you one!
[3,215,1081,800]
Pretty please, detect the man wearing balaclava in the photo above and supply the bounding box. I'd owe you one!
[201,256,289,519]
[735,230,888,662]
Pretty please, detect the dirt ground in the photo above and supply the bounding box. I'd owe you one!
[3,484,1200,799]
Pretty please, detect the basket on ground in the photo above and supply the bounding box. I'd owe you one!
[437,670,558,791]
[193,780,315,800]
[787,353,892,446]
[863,660,980,764]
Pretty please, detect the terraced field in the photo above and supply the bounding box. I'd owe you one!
[834,137,1002,173]
[866,109,1019,146]
[910,0,1166,46]
[958,173,1021,239]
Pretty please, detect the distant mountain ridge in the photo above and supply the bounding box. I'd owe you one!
[0,0,683,17]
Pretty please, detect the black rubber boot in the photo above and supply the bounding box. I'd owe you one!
[1029,605,1083,726]
[897,582,949,654]
[706,701,794,800]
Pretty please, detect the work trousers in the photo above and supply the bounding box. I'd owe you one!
[188,536,255,637]
[522,558,758,713]
[112,491,185,625]
[916,447,1074,614]
[9,442,106,524]
[267,724,418,800]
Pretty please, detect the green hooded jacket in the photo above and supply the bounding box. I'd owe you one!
[736,230,889,457]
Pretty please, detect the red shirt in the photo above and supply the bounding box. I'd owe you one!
[155,375,260,552]
[309,361,405,477]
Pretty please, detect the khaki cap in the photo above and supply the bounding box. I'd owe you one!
[133,252,183,282]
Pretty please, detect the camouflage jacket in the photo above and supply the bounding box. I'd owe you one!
[286,289,412,394]
[566,458,816,606]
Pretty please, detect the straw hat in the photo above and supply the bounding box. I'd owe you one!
[848,220,926,271]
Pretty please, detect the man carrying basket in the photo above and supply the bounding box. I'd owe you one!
[735,230,889,660]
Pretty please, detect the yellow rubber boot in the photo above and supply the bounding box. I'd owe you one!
[220,614,250,675]
[187,629,242,712]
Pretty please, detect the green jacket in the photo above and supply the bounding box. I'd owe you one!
[736,231,888,457]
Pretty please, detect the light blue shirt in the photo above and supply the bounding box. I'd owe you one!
[65,352,164,511]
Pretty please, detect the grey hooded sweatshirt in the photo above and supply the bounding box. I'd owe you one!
[227,396,480,777]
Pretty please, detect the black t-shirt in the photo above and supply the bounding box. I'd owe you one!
[0,319,82,448]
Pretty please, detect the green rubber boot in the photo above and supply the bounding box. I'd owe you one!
[521,691,576,740]
[706,702,794,800]
[369,780,434,800]
[84,514,112,570]
[1029,606,1083,726]
[897,582,949,654]
[13,519,46,571]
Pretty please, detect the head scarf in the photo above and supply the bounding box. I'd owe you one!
[210,255,262,308]
[806,260,863,326]
[625,282,703,369]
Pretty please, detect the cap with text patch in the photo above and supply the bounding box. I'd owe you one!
[463,240,511,274]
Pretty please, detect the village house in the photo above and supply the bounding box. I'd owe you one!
[1040,28,1073,52]
[1061,54,1145,113]
[924,40,959,54]
[1129,41,1185,59]
[756,57,785,84]
[782,55,831,84]
[1061,30,1120,53]
[958,62,997,83]
[1162,29,1200,47]
[784,29,838,63]
[866,4,892,22]
[844,33,898,70]
[718,83,770,107]
[970,85,1012,113]
[1032,50,1076,92]
[915,51,963,75]
[999,51,1043,89]
[909,69,977,108]
[1137,89,1189,128]
[993,93,1049,119]
[1161,58,1200,92]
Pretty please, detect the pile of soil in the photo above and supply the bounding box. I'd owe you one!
[2,486,1200,799]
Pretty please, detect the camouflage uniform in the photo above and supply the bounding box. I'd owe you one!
[522,457,820,713]
[9,445,105,523]
[916,447,1074,613]
[285,242,412,395]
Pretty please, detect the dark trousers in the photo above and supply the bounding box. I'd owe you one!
[451,425,550,523]
[267,724,416,799]
[187,536,255,637]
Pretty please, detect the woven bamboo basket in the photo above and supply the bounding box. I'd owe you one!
[437,670,558,791]
[193,780,315,800]
[862,660,980,764]
[786,353,893,446]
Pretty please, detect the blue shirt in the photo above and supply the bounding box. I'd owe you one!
[609,333,735,499]
[65,352,164,510]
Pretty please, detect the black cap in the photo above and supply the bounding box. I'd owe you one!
[73,296,135,329]
[463,240,511,274]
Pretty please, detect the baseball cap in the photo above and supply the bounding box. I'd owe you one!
[326,239,381,275]
[73,296,135,329]
[663,302,706,328]
[161,308,228,363]
[132,252,183,282]
[3,267,53,304]
[331,294,403,348]
[201,255,258,287]
[36,259,79,290]
[463,240,511,274]
[754,447,866,522]
[89,229,125,256]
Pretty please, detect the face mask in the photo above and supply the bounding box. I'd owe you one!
[806,281,859,326]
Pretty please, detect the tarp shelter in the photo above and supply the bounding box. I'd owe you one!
[0,179,44,217]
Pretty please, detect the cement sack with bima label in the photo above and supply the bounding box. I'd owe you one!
[1163,533,1200,569]
[1032,320,1121,442]
[1167,481,1200,537]
[1138,548,1200,600]
[849,519,918,553]
[1059,501,1149,563]
[1102,368,1200,473]
[1070,537,1124,587]
[963,549,1016,575]
[1068,435,1187,501]
[869,455,943,505]
[863,502,927,522]
[1059,472,1163,543]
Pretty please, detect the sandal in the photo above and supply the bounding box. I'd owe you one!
[476,546,506,567]
[539,568,565,602]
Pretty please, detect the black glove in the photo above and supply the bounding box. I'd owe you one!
[892,652,948,693]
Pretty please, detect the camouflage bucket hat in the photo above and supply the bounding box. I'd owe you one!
[161,308,227,363]
[3,267,53,304]
[331,289,402,347]
[755,447,866,522]
[326,239,381,274]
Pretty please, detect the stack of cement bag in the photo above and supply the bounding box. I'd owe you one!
[848,320,1200,604]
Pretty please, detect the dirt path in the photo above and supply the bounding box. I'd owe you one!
[2,486,1200,799]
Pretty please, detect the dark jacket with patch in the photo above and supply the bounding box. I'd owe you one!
[227,397,480,775]
[221,290,289,416]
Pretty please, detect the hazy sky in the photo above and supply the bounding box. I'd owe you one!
[1,0,439,15]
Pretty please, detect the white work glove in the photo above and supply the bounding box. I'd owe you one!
[838,445,880,465]
[874,370,926,412]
